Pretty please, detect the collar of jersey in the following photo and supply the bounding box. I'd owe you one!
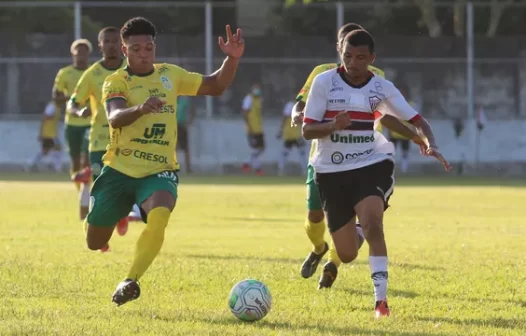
[99,58,124,71]
[125,65,155,77]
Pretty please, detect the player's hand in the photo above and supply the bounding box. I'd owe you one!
[426,146,452,172]
[411,136,427,155]
[78,107,91,118]
[139,97,165,114]
[219,25,244,59]
[332,111,351,131]
[292,112,304,127]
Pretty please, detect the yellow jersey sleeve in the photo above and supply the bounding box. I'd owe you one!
[70,69,92,106]
[167,64,203,97]
[53,68,68,93]
[296,63,337,103]
[369,65,385,79]
[102,73,128,104]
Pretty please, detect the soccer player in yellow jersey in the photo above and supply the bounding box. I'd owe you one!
[52,39,92,218]
[241,82,265,175]
[86,17,244,306]
[68,27,132,252]
[388,85,415,173]
[28,101,63,172]
[293,23,427,290]
[277,99,307,175]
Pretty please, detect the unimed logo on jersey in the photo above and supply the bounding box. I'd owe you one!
[330,134,375,144]
[130,123,169,146]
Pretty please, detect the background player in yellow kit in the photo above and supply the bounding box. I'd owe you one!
[53,39,92,219]
[86,17,244,306]
[293,23,427,289]
[277,99,306,175]
[68,27,132,252]
[28,101,63,172]
[241,82,265,175]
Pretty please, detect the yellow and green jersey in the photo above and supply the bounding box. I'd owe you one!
[282,101,301,141]
[242,94,263,134]
[389,100,415,139]
[53,64,90,127]
[40,101,61,139]
[101,63,203,178]
[296,63,386,159]
[70,59,125,152]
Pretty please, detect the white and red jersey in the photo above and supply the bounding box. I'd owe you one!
[303,67,421,173]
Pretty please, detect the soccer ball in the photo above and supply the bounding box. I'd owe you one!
[228,279,272,322]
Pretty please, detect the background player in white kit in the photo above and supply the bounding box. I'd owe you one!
[303,29,451,318]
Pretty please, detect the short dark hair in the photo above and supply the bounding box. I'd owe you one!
[343,29,375,53]
[338,23,364,43]
[121,17,156,41]
[98,26,120,41]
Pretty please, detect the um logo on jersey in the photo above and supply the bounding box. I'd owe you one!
[144,123,166,139]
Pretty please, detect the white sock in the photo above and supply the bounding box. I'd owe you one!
[369,256,388,302]
[30,152,44,166]
[278,147,290,173]
[51,150,62,171]
[250,149,262,170]
[80,184,90,207]
[401,157,409,173]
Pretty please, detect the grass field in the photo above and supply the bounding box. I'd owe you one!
[1,173,525,336]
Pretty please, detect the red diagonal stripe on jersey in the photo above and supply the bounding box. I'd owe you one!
[324,110,377,120]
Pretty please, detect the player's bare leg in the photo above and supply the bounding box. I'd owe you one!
[355,196,390,318]
[319,219,365,289]
[112,191,175,306]
[86,225,114,252]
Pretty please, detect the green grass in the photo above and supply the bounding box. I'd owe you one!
[0,173,525,336]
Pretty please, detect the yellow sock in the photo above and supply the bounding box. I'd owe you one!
[328,240,342,267]
[82,218,88,235]
[127,207,170,280]
[304,218,326,254]
[70,169,81,191]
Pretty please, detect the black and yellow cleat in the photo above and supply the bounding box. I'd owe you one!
[300,242,329,279]
[112,278,141,306]
[318,261,338,289]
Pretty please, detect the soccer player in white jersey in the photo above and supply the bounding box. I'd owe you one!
[303,29,451,318]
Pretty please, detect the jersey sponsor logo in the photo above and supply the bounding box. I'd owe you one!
[148,88,167,98]
[130,85,143,90]
[158,65,169,74]
[329,99,346,104]
[130,123,170,146]
[369,96,381,111]
[330,133,375,144]
[160,76,173,90]
[121,148,132,156]
[330,148,374,164]
[133,150,168,163]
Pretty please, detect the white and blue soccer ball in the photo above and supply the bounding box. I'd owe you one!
[228,279,272,322]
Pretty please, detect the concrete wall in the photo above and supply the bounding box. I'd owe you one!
[1,119,525,175]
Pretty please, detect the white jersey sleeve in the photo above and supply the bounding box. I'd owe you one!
[377,82,420,122]
[303,72,330,124]
[242,95,253,110]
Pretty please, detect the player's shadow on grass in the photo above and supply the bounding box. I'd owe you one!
[185,254,444,272]
[337,287,420,299]
[153,313,451,336]
[438,293,526,309]
[416,316,525,330]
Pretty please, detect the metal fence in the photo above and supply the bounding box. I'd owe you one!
[1,1,526,120]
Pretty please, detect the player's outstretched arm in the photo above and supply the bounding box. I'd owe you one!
[380,115,424,146]
[106,97,164,129]
[197,25,244,96]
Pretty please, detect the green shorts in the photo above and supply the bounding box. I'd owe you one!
[306,164,322,211]
[87,166,179,227]
[89,151,105,180]
[65,125,90,158]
